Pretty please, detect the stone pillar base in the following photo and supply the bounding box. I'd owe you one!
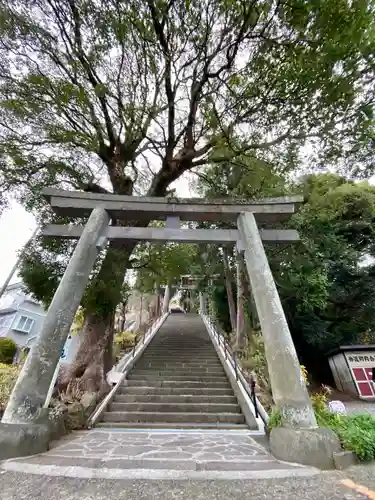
[0,421,50,460]
[270,427,342,470]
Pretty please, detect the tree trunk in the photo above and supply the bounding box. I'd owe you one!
[57,158,177,397]
[155,282,161,317]
[222,247,237,334]
[243,270,258,330]
[58,310,115,396]
[236,251,246,349]
[119,302,127,332]
[58,239,135,395]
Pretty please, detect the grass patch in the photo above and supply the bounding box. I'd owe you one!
[114,331,137,350]
[0,362,20,415]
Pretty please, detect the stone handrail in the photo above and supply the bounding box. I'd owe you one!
[87,312,169,428]
[200,312,269,430]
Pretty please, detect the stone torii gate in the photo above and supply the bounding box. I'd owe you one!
[0,189,340,466]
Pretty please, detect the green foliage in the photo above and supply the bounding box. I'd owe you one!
[335,414,375,461]
[281,175,375,362]
[210,283,234,334]
[239,333,273,410]
[135,242,201,292]
[2,1,375,392]
[268,408,282,430]
[199,166,375,381]
[71,308,85,335]
[0,362,20,413]
[311,392,375,462]
[196,155,288,201]
[269,390,375,461]
[2,0,374,328]
[0,338,17,365]
[114,331,137,350]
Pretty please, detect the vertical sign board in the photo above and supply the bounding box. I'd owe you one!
[344,351,375,400]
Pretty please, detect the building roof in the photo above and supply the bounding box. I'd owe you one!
[4,281,23,291]
[326,345,375,357]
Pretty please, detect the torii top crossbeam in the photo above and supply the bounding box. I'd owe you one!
[42,188,303,224]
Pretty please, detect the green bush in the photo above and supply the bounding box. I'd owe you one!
[0,338,17,364]
[114,331,137,350]
[0,362,20,414]
[268,392,375,461]
[332,413,375,462]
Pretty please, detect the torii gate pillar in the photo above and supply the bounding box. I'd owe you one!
[238,212,341,468]
[2,207,110,425]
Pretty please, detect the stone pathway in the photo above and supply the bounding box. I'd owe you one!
[1,429,318,480]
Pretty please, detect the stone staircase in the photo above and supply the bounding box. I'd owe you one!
[97,313,258,429]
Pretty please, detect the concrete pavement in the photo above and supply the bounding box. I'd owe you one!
[2,466,375,499]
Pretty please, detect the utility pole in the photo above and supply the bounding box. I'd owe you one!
[0,227,38,300]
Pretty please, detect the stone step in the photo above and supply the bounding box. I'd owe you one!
[147,345,214,349]
[134,362,223,369]
[130,370,226,378]
[146,344,216,354]
[113,394,238,404]
[124,379,231,388]
[140,356,220,362]
[139,349,216,355]
[110,402,242,413]
[133,366,224,374]
[127,374,228,383]
[144,347,217,351]
[102,411,246,424]
[97,314,260,433]
[138,358,221,364]
[117,386,234,396]
[17,454,304,473]
[148,342,212,345]
[96,421,249,430]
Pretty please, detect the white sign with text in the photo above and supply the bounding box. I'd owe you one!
[345,351,375,368]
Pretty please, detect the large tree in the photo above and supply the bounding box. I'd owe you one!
[198,166,375,382]
[282,175,375,380]
[1,0,374,393]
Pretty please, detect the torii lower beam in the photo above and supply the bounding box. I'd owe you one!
[43,225,299,244]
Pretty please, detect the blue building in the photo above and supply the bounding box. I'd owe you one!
[0,282,46,356]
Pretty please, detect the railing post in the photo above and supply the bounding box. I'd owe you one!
[250,374,259,418]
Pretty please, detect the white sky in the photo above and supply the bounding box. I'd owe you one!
[0,172,195,287]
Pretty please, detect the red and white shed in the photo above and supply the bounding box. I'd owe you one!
[327,345,375,401]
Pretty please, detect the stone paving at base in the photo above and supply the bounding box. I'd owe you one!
[48,429,271,464]
[1,429,319,480]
